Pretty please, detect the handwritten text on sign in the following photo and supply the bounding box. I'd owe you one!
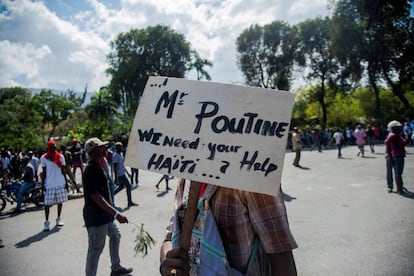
[125,77,295,196]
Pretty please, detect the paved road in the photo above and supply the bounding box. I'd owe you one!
[0,144,413,275]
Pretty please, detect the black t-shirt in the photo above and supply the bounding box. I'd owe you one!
[22,164,34,183]
[82,159,113,227]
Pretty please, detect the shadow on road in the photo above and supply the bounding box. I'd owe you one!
[400,188,414,200]
[282,192,297,202]
[156,190,170,197]
[15,227,61,248]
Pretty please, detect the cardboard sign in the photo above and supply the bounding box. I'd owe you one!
[125,76,295,196]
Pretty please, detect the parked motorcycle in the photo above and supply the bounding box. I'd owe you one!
[0,178,44,212]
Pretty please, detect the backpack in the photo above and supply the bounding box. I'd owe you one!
[171,184,259,276]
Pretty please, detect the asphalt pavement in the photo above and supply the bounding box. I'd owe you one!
[0,144,413,276]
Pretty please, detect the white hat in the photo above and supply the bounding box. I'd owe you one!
[387,120,402,128]
[84,137,108,153]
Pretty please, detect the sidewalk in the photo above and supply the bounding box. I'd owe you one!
[0,144,413,275]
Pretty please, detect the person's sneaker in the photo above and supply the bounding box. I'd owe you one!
[56,217,64,227]
[128,202,138,207]
[11,208,21,214]
[43,221,50,232]
[110,266,133,276]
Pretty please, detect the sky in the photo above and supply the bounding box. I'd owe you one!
[1,0,333,92]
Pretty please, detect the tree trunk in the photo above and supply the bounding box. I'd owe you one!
[367,69,382,122]
[320,81,327,130]
[382,68,412,112]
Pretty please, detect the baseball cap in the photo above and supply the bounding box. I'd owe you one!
[387,120,402,128]
[84,137,109,153]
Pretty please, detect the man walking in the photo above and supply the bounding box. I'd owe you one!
[83,137,132,276]
[291,127,304,167]
[40,140,68,231]
[113,142,137,207]
[332,129,344,158]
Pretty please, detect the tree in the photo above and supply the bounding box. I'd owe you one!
[85,86,118,135]
[296,17,340,130]
[331,0,414,121]
[0,87,43,149]
[236,21,299,91]
[31,89,79,141]
[106,25,194,120]
[188,50,213,80]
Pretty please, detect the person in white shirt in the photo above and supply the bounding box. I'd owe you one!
[333,129,345,158]
[40,140,68,231]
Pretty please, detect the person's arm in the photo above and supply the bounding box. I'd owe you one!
[269,251,297,276]
[90,193,128,223]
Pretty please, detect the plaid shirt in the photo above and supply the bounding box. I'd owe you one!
[166,181,297,275]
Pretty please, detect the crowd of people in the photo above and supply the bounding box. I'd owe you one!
[1,118,411,275]
[287,120,413,153]
[289,119,410,196]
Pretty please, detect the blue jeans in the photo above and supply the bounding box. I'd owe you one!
[386,156,405,189]
[85,221,122,276]
[16,181,34,210]
[114,175,132,205]
[336,143,342,157]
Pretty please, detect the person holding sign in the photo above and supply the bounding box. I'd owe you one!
[159,179,298,276]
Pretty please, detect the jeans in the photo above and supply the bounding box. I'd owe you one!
[386,156,405,189]
[336,143,342,157]
[16,181,34,210]
[85,221,122,276]
[114,175,132,205]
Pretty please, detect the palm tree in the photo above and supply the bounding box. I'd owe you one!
[188,50,213,80]
[86,86,118,122]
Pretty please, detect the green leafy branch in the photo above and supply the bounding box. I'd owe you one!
[131,222,156,257]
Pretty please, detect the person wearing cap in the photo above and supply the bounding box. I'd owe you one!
[385,120,407,194]
[113,142,138,207]
[83,137,133,276]
[40,140,68,231]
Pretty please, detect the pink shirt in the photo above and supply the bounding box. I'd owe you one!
[354,129,366,145]
[385,132,406,157]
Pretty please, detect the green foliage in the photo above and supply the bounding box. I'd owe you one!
[132,223,156,258]
[331,0,413,116]
[0,87,43,150]
[31,89,81,140]
[106,25,193,121]
[236,21,299,90]
[188,50,213,80]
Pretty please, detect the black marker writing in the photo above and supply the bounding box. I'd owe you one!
[147,153,198,174]
[207,142,242,160]
[240,151,278,177]
[138,128,199,150]
[194,101,289,137]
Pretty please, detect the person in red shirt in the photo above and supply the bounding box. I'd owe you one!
[385,120,406,194]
